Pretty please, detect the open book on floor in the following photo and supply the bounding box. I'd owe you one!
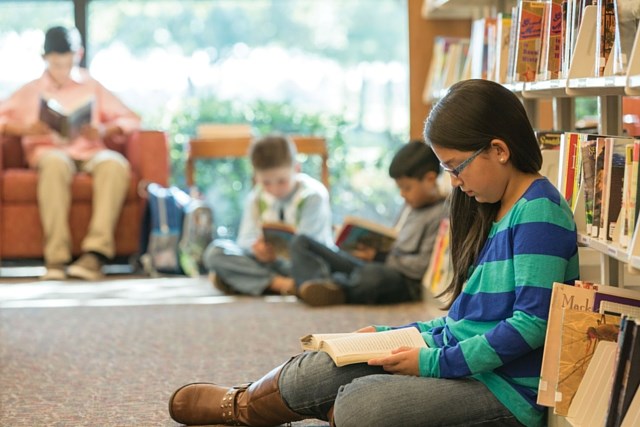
[39,96,93,139]
[299,327,427,367]
[334,216,398,257]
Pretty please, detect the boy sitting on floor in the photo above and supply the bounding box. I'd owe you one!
[291,140,447,306]
[203,133,334,296]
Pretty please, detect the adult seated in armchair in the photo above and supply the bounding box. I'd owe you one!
[0,26,141,281]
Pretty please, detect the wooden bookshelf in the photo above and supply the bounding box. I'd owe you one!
[419,0,640,425]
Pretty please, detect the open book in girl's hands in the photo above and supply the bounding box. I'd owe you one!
[299,328,427,367]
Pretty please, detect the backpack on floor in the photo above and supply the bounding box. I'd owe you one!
[139,183,214,277]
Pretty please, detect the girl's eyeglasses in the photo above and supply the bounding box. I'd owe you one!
[440,147,485,178]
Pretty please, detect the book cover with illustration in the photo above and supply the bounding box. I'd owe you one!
[335,216,397,256]
[39,96,93,139]
[554,309,620,416]
[513,1,545,82]
[262,222,295,259]
[538,282,595,407]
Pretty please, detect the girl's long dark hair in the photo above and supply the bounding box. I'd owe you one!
[423,79,542,306]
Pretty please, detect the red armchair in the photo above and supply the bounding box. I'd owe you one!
[0,131,170,263]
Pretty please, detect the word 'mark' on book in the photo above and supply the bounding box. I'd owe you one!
[39,96,93,139]
[299,327,427,367]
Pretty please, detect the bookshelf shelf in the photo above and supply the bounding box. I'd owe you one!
[421,0,513,20]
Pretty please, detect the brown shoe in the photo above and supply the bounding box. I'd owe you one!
[67,253,104,281]
[169,363,305,426]
[209,272,238,295]
[169,382,239,425]
[298,280,346,307]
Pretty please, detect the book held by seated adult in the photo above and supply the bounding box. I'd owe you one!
[299,327,427,367]
[334,216,398,257]
[39,96,93,139]
[262,222,296,258]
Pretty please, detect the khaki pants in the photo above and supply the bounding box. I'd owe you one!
[37,149,131,265]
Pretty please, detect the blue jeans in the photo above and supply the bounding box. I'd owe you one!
[279,352,524,427]
[290,235,422,304]
[203,239,290,295]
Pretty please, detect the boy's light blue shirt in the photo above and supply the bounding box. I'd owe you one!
[236,173,334,250]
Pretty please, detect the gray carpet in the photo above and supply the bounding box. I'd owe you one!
[0,276,443,426]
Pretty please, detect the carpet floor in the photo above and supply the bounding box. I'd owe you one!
[0,275,443,426]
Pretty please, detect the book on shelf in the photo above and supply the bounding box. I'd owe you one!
[469,17,497,81]
[599,137,633,241]
[558,132,581,212]
[575,280,640,316]
[537,0,564,81]
[592,137,608,239]
[618,143,636,248]
[566,340,618,427]
[505,5,520,84]
[538,281,640,408]
[579,134,600,235]
[494,12,513,83]
[299,327,427,367]
[513,1,546,82]
[611,0,639,76]
[334,216,398,258]
[536,130,563,150]
[554,309,621,416]
[595,0,618,77]
[422,218,452,303]
[39,96,93,139]
[538,282,595,407]
[262,222,296,259]
[604,316,640,427]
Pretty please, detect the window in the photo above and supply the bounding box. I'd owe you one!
[0,0,409,238]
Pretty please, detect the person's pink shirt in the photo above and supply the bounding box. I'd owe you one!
[0,67,141,167]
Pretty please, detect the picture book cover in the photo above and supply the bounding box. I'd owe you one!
[262,222,295,259]
[39,96,93,139]
[513,1,545,82]
[335,216,397,256]
[554,309,620,416]
[538,282,595,407]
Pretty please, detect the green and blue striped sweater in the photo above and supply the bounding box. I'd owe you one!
[378,178,579,427]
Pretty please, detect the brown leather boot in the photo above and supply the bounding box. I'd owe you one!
[168,364,305,426]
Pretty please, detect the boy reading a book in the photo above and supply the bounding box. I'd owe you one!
[0,26,140,280]
[169,80,579,427]
[203,133,334,296]
[291,140,446,306]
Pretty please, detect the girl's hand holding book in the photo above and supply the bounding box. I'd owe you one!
[368,347,421,376]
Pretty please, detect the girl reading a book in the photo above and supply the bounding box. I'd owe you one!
[168,79,579,427]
